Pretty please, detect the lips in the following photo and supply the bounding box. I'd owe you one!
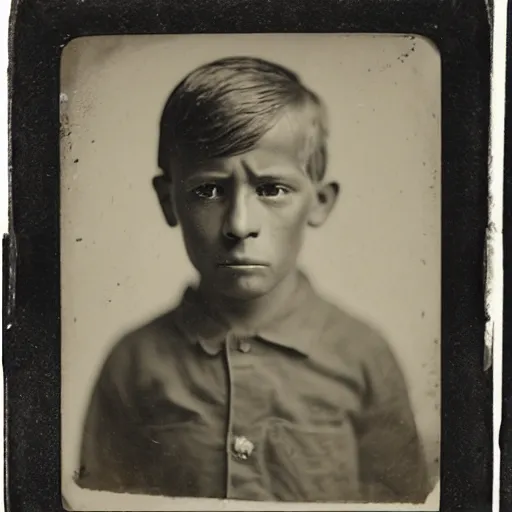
[218,257,269,267]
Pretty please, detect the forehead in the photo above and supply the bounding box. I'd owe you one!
[175,115,313,179]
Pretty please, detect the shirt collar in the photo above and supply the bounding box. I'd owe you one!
[171,272,330,357]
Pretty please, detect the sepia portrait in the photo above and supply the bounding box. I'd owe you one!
[60,34,441,511]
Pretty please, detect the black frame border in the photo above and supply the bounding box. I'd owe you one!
[5,0,492,510]
[500,4,511,511]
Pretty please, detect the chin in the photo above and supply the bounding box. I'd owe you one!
[218,275,276,301]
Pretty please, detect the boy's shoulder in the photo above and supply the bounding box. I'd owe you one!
[315,291,395,364]
[98,308,183,380]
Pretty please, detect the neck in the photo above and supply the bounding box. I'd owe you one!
[201,271,301,333]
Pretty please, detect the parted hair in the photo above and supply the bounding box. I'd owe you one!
[158,56,329,181]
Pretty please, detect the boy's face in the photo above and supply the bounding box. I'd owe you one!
[157,118,338,301]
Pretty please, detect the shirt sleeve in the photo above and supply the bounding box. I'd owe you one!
[354,333,432,503]
[75,342,148,494]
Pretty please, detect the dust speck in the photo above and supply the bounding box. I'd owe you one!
[76,238,83,242]
[74,158,79,163]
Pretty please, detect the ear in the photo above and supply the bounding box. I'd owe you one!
[153,175,179,227]
[307,181,340,227]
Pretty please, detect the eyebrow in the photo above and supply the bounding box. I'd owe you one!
[182,158,309,191]
[183,172,231,187]
[242,162,307,181]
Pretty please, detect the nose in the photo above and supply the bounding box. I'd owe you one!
[222,189,260,240]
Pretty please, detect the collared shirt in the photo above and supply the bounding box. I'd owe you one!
[76,273,430,503]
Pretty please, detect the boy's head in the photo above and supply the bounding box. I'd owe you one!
[154,56,339,301]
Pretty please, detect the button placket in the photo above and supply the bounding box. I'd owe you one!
[226,334,261,499]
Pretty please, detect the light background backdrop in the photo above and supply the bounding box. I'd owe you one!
[60,34,441,508]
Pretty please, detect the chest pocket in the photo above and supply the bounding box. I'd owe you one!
[263,420,360,502]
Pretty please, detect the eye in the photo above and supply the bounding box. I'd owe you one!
[193,184,224,199]
[256,183,291,198]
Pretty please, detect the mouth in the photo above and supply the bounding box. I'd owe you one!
[217,258,269,269]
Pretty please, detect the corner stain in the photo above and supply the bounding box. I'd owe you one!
[397,40,417,63]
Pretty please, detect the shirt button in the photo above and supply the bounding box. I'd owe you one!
[232,436,254,460]
[238,340,252,353]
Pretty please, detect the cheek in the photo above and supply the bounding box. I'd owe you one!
[178,201,224,246]
[266,198,311,250]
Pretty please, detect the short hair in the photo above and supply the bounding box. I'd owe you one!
[158,56,328,181]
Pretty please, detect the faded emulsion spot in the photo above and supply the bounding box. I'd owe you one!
[73,318,77,324]
[397,39,417,63]
[421,311,426,318]
[421,259,427,265]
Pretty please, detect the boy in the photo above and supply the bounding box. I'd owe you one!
[76,56,431,503]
